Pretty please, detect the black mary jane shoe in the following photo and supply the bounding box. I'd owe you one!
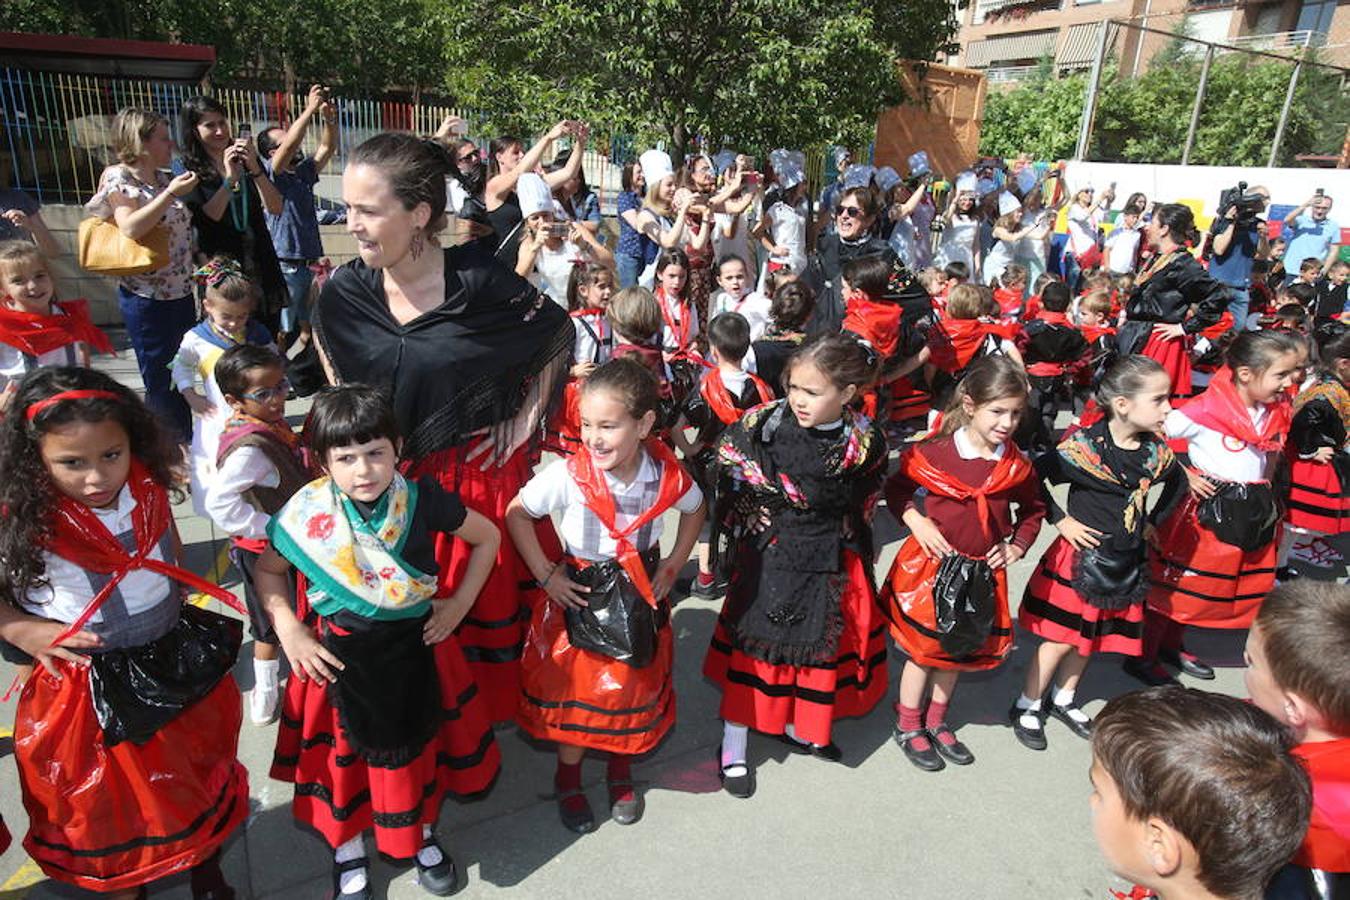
[808,741,843,763]
[928,725,975,766]
[718,745,756,798]
[1047,702,1094,740]
[1009,705,1048,751]
[894,728,945,772]
[1160,649,1215,680]
[415,836,461,896]
[1122,658,1180,688]
[607,781,646,825]
[332,857,374,900]
[556,788,597,835]
[774,732,811,755]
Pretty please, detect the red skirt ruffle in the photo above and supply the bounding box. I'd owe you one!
[271,622,500,859]
[1147,493,1275,629]
[517,592,676,755]
[890,375,932,424]
[410,443,562,722]
[543,379,583,458]
[881,537,1012,671]
[702,551,888,746]
[1140,331,1192,400]
[1286,457,1348,535]
[1018,536,1145,657]
[15,662,247,892]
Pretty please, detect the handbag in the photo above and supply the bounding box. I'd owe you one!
[932,553,996,659]
[77,216,170,276]
[563,550,664,668]
[1072,543,1148,611]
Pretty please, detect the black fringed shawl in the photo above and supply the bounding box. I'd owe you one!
[312,244,573,461]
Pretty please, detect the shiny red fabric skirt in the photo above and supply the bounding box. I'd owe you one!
[703,551,888,746]
[15,662,247,892]
[1287,457,1348,535]
[271,618,500,859]
[409,442,562,721]
[881,537,1012,671]
[1018,536,1145,657]
[518,591,676,755]
[1147,493,1276,629]
[1140,331,1192,400]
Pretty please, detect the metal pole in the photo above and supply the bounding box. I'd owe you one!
[1181,45,1214,165]
[1268,59,1302,167]
[1075,20,1112,160]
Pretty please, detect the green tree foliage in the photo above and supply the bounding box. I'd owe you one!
[981,52,1350,166]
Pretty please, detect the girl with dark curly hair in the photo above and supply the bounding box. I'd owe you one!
[0,366,248,899]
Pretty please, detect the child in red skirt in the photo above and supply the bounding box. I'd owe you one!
[1132,329,1303,686]
[0,367,248,899]
[704,334,889,797]
[1279,325,1348,578]
[1013,356,1184,751]
[507,359,704,832]
[256,385,502,899]
[881,355,1045,772]
[545,261,615,456]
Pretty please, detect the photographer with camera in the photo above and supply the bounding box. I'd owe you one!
[257,84,339,348]
[1206,181,1269,332]
[1282,191,1341,283]
[513,173,613,305]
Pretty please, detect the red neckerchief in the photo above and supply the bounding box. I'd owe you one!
[1036,309,1072,328]
[701,369,773,425]
[1198,310,1234,341]
[1079,323,1116,343]
[42,461,245,645]
[655,286,694,354]
[0,299,114,357]
[929,317,1020,373]
[613,342,671,398]
[994,286,1023,316]
[842,292,901,358]
[569,307,606,321]
[566,440,693,606]
[1293,739,1350,872]
[901,436,1033,543]
[1179,368,1292,452]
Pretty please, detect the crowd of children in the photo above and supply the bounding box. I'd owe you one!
[0,136,1344,900]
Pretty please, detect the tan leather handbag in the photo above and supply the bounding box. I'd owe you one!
[77,217,170,276]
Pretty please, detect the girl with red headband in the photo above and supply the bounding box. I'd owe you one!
[0,366,248,899]
[881,355,1045,773]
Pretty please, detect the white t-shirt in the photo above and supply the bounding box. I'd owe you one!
[571,312,612,366]
[529,241,583,307]
[936,215,978,271]
[713,211,755,273]
[709,289,771,340]
[204,445,281,539]
[1165,406,1271,483]
[658,290,700,353]
[762,200,808,276]
[1067,204,1101,256]
[519,451,703,561]
[1105,223,1141,274]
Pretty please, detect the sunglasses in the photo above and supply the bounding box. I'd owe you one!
[457,152,478,164]
[837,205,864,218]
[241,379,291,403]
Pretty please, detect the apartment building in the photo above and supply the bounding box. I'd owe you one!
[949,0,1350,83]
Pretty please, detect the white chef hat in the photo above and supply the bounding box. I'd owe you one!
[997,191,1022,217]
[907,151,931,178]
[842,164,875,189]
[517,173,553,217]
[955,171,978,194]
[639,149,674,185]
[874,166,901,193]
[1015,166,1038,196]
[775,149,806,189]
[713,150,737,174]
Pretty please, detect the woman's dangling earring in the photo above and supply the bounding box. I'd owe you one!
[410,227,425,261]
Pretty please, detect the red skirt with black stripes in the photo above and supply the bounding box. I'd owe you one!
[271,621,500,859]
[881,537,1013,671]
[1286,457,1348,535]
[15,661,247,892]
[1147,493,1276,629]
[517,586,676,755]
[1018,536,1145,657]
[409,442,563,722]
[702,550,889,747]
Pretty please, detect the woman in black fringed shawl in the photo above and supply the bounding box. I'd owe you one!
[312,133,573,723]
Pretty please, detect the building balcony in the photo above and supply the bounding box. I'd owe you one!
[972,0,1064,25]
[1228,29,1327,51]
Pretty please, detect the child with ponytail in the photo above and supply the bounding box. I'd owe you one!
[880,356,1045,772]
[546,261,616,456]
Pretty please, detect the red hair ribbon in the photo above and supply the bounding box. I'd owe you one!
[25,389,120,422]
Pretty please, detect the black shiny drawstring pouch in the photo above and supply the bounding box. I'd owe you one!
[932,554,996,659]
[1195,481,1278,552]
[564,550,663,668]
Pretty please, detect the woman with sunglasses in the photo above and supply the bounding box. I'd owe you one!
[805,185,930,336]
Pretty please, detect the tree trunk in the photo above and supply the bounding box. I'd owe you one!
[671,121,688,169]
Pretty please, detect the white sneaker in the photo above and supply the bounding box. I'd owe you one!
[250,681,279,726]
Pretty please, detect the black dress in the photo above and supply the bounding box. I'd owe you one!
[185,171,287,332]
[804,234,930,336]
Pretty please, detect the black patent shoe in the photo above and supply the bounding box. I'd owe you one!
[556,788,597,834]
[415,836,461,896]
[332,857,374,900]
[608,781,645,825]
[1160,649,1215,680]
[718,743,755,798]
[928,725,975,765]
[894,728,945,772]
[808,741,843,763]
[1123,658,1180,687]
[1047,702,1094,740]
[1009,704,1048,751]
